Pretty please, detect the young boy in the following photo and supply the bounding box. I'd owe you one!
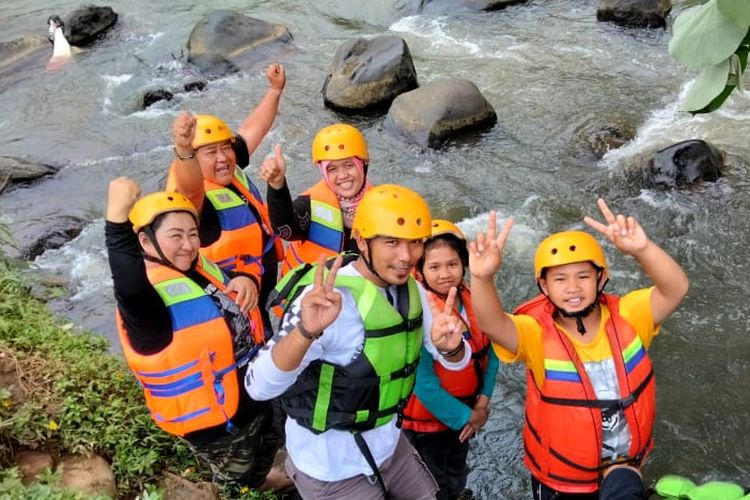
[468,198,689,499]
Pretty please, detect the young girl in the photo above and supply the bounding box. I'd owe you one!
[402,220,499,500]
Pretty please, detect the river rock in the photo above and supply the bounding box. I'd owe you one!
[161,472,218,500]
[15,451,54,486]
[57,454,116,498]
[143,89,174,108]
[0,350,26,406]
[596,0,671,29]
[323,36,418,113]
[187,10,292,76]
[0,36,49,89]
[18,215,88,260]
[63,5,119,47]
[0,157,58,188]
[385,78,497,148]
[572,120,635,159]
[643,139,723,189]
[422,0,529,13]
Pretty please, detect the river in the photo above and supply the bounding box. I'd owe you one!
[1,0,748,496]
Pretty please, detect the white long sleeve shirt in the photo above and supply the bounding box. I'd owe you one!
[246,262,470,481]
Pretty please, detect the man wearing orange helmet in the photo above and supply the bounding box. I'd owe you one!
[105,177,290,491]
[167,66,285,326]
[468,198,688,500]
[259,123,373,275]
[246,185,471,499]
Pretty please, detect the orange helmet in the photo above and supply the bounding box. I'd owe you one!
[129,191,198,232]
[534,230,607,279]
[353,185,430,240]
[430,219,465,240]
[312,124,369,164]
[192,115,235,149]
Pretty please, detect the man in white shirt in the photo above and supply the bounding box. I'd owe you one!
[247,185,471,499]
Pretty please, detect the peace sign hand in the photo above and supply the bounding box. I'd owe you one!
[468,211,514,280]
[584,198,649,256]
[298,255,344,339]
[429,287,465,354]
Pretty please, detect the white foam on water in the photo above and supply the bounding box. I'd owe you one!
[390,16,480,56]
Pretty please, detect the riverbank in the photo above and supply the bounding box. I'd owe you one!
[0,252,271,499]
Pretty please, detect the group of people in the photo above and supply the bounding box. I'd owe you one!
[106,63,689,500]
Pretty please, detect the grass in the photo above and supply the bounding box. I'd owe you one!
[0,250,274,499]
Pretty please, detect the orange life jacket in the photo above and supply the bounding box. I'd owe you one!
[116,255,267,437]
[516,293,655,494]
[198,167,283,280]
[402,285,492,433]
[281,180,348,276]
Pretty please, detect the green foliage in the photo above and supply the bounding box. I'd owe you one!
[0,260,196,496]
[669,0,750,113]
[0,468,109,499]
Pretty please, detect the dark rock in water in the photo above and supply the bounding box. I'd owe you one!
[0,157,58,188]
[323,36,418,114]
[423,0,529,12]
[385,78,497,148]
[187,10,292,76]
[572,120,636,159]
[644,139,723,189]
[597,0,671,29]
[143,89,174,108]
[20,216,88,260]
[64,5,118,47]
[184,80,207,93]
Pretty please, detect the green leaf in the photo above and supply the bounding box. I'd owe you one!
[681,57,731,112]
[717,0,750,27]
[669,0,748,68]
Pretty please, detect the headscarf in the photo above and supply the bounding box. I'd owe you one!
[317,156,370,228]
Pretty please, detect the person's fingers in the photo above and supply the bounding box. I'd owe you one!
[312,254,326,288]
[442,287,458,314]
[597,198,616,223]
[627,216,636,234]
[274,143,283,159]
[583,215,608,235]
[487,210,497,241]
[615,214,627,235]
[495,217,514,250]
[324,255,343,292]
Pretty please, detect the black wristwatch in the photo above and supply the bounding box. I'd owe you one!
[173,147,196,160]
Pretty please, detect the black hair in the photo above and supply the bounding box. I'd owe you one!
[417,233,469,275]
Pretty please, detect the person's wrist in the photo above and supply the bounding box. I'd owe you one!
[296,321,322,341]
[173,146,196,161]
[438,341,465,359]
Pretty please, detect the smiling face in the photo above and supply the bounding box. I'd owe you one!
[139,212,200,272]
[538,261,605,313]
[420,242,464,295]
[196,139,237,186]
[324,157,365,198]
[357,234,424,286]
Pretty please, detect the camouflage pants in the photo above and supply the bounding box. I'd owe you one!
[190,402,284,488]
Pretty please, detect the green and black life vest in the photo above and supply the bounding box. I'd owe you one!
[269,256,424,433]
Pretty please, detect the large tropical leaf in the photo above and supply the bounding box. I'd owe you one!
[669,0,747,68]
[717,0,750,27]
[681,58,731,112]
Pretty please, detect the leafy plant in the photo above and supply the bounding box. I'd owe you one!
[669,0,750,113]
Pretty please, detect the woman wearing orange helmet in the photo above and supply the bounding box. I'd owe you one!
[468,199,688,500]
[259,123,373,275]
[105,177,290,492]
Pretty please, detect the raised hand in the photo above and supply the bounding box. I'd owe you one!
[172,111,197,159]
[225,276,259,314]
[468,211,514,280]
[584,198,649,256]
[106,176,141,223]
[429,287,465,354]
[299,255,344,339]
[260,144,287,189]
[266,63,286,91]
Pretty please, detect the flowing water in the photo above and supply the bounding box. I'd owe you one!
[1,0,748,496]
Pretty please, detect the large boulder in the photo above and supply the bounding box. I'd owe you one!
[57,454,116,498]
[422,0,529,13]
[0,157,58,191]
[63,5,118,46]
[17,215,88,260]
[571,119,636,159]
[323,36,418,113]
[643,139,723,189]
[385,78,497,148]
[597,0,671,29]
[187,10,292,76]
[15,451,54,486]
[0,36,49,89]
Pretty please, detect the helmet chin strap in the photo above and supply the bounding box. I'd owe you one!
[547,270,609,336]
[141,226,197,272]
[362,240,394,286]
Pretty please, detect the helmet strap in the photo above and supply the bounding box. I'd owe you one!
[544,268,608,336]
[362,240,392,286]
[141,226,196,272]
